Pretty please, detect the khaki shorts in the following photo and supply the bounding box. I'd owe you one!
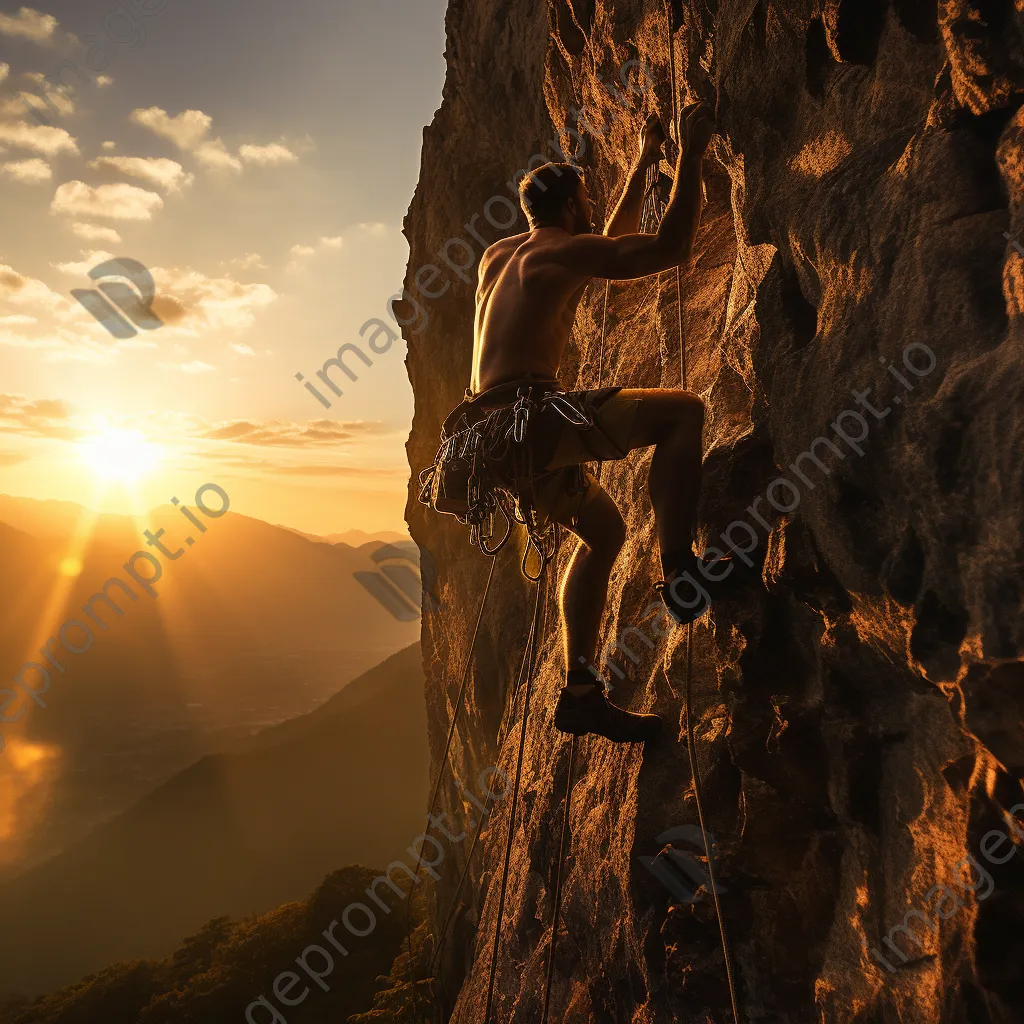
[527,388,641,529]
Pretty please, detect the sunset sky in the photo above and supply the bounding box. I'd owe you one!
[0,0,447,535]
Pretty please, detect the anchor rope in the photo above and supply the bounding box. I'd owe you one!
[666,4,741,1021]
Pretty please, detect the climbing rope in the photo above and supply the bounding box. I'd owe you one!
[404,553,499,1021]
[666,5,740,1021]
[426,568,547,978]
[541,732,576,1021]
[483,558,553,1022]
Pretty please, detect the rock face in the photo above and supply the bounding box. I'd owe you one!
[401,1,1024,1021]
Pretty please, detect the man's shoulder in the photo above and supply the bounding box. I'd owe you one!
[482,231,531,260]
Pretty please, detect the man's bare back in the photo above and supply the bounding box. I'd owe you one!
[470,229,590,393]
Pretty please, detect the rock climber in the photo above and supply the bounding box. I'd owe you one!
[464,103,749,743]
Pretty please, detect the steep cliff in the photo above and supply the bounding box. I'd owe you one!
[400,1,1024,1021]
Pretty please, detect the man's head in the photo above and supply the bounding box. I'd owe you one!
[519,162,594,234]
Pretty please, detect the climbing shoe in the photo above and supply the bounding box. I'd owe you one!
[656,550,757,626]
[554,685,662,743]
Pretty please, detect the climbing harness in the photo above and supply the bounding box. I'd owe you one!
[418,380,592,582]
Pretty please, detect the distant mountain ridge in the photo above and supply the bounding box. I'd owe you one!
[0,494,420,878]
[276,524,411,548]
[0,643,427,996]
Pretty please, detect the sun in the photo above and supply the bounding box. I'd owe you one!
[78,428,161,483]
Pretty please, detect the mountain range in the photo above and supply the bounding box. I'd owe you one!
[0,642,428,996]
[0,495,420,878]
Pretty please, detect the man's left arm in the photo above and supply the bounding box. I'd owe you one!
[604,114,665,238]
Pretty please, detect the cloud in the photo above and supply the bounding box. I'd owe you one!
[100,140,115,150]
[18,70,74,114]
[1,156,50,183]
[199,418,387,448]
[95,74,113,88]
[129,106,242,172]
[50,248,116,276]
[0,393,77,440]
[0,8,59,44]
[356,221,389,235]
[0,119,77,155]
[50,180,164,220]
[194,137,241,171]
[69,221,121,244]
[229,342,255,356]
[225,252,266,271]
[128,106,297,175]
[238,142,298,166]
[0,64,8,84]
[319,236,343,249]
[149,265,277,334]
[160,360,216,374]
[0,260,131,360]
[289,244,315,258]
[0,262,62,310]
[130,106,211,149]
[89,155,194,193]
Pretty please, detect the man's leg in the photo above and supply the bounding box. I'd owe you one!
[557,485,626,691]
[608,388,705,562]
[549,478,661,742]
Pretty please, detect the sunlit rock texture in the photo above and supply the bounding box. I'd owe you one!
[398,1,1024,1021]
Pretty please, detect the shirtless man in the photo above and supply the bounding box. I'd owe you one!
[469,103,741,744]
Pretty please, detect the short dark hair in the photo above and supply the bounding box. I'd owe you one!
[519,162,583,228]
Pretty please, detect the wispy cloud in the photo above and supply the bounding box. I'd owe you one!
[0,393,77,439]
[50,180,164,220]
[88,155,194,193]
[198,418,388,448]
[159,360,216,374]
[1,156,50,183]
[129,107,299,175]
[129,106,211,149]
[0,8,60,45]
[68,221,121,244]
[0,119,77,156]
[238,142,298,166]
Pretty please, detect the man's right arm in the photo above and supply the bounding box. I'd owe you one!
[553,104,714,282]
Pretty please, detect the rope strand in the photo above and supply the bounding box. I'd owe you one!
[667,4,740,1020]
[404,555,499,1022]
[483,562,550,1022]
